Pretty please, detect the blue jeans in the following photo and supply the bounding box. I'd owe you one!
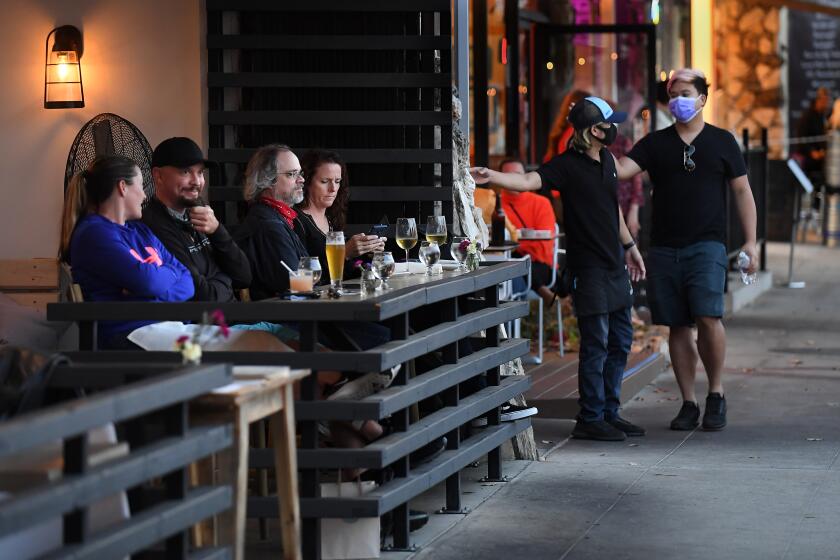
[576,307,633,422]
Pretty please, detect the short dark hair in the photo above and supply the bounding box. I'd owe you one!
[499,158,524,170]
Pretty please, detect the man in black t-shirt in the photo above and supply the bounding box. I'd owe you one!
[471,97,646,442]
[616,68,758,432]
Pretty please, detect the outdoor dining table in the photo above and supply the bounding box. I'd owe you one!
[47,259,531,560]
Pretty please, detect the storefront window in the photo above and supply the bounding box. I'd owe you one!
[469,0,690,165]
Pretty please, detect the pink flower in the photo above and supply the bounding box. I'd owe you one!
[210,309,225,325]
[459,239,470,251]
[176,335,190,344]
[210,309,230,338]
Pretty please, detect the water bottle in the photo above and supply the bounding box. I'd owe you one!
[737,251,757,285]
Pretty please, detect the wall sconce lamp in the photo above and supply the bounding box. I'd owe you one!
[44,25,84,109]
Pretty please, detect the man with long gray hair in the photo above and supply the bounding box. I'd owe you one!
[234,144,309,298]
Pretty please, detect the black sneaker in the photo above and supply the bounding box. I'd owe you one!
[409,436,447,467]
[606,415,646,436]
[380,509,430,546]
[669,401,700,431]
[500,403,538,422]
[571,420,627,441]
[702,393,727,431]
[410,509,429,532]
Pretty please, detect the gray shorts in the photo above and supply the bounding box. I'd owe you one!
[646,241,727,327]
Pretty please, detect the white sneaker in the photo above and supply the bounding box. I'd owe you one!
[500,403,538,421]
[327,364,401,401]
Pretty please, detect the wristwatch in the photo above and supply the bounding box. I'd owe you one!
[622,240,636,251]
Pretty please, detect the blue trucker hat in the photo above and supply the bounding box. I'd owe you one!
[568,96,628,130]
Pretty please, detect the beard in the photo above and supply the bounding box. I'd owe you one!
[279,188,304,206]
[178,194,204,208]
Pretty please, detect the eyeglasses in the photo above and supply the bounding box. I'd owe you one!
[278,169,304,180]
[683,145,696,172]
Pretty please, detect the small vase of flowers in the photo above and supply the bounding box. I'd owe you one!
[174,309,230,365]
[459,238,482,272]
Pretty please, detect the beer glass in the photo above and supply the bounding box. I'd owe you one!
[325,231,346,289]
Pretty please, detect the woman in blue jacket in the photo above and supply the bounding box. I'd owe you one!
[59,155,196,348]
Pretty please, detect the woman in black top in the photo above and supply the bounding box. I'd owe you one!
[296,149,384,283]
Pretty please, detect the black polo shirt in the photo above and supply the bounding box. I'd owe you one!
[627,124,747,248]
[536,148,623,271]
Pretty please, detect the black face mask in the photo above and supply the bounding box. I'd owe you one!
[596,124,617,146]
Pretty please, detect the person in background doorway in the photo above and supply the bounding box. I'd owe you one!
[655,79,675,131]
[795,86,831,180]
[544,89,592,162]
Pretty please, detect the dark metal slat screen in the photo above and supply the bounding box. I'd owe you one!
[206,1,454,231]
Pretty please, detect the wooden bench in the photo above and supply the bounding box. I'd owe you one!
[0,258,61,311]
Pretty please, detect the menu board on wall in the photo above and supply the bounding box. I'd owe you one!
[787,9,840,136]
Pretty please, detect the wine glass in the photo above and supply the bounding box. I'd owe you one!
[450,236,469,271]
[396,218,418,272]
[418,241,441,276]
[325,231,345,289]
[298,256,322,285]
[425,216,447,245]
[372,251,396,289]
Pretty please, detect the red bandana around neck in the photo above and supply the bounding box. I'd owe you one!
[260,194,298,227]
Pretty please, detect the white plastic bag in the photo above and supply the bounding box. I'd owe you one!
[319,479,379,560]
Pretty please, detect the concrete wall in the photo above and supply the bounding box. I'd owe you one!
[0,0,205,259]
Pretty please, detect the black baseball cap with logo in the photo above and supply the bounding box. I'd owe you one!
[152,137,215,168]
[568,96,627,130]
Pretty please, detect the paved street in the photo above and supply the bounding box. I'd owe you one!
[410,242,840,560]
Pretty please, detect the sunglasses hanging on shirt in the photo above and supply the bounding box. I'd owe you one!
[683,145,696,172]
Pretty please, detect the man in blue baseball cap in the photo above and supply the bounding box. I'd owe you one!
[470,96,646,441]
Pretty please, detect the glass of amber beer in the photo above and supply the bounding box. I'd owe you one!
[325,231,346,289]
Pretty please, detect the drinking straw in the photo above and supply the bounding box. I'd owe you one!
[280,260,299,277]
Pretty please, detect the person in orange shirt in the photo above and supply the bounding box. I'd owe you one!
[498,159,558,307]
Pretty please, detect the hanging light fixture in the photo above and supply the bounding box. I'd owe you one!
[44,25,84,109]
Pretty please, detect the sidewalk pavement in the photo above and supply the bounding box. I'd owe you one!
[407,242,840,560]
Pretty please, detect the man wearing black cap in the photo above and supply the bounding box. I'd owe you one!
[142,137,252,302]
[471,97,646,441]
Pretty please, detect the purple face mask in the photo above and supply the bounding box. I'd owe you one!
[669,96,701,123]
